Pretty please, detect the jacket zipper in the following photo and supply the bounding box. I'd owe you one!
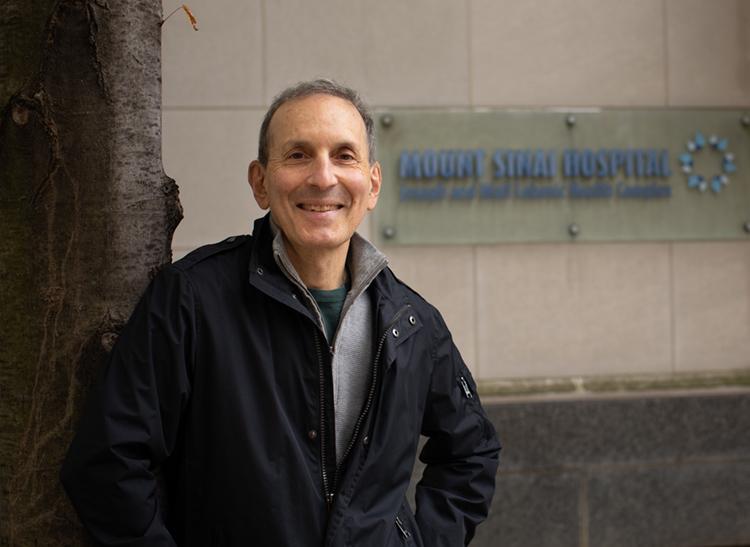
[458,375,474,399]
[314,331,335,510]
[323,303,412,511]
[395,515,411,541]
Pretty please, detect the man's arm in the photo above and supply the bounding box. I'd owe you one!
[60,266,194,547]
[415,309,501,547]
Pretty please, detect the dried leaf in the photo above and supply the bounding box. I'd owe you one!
[182,4,199,31]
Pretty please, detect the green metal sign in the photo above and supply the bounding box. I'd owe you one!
[373,109,750,244]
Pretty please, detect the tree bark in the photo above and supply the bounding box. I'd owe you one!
[0,1,181,545]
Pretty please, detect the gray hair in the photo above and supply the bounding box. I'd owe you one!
[257,79,376,165]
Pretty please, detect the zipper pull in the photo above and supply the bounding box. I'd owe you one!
[458,376,474,399]
[326,492,335,511]
[395,515,411,539]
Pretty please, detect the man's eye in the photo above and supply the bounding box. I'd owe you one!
[338,152,356,161]
[288,151,306,160]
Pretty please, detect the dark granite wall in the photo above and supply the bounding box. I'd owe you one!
[412,390,750,547]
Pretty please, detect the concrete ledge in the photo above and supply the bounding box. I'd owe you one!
[485,389,750,470]
[413,389,750,546]
[477,369,750,398]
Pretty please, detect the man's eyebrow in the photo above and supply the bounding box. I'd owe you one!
[335,141,362,151]
[280,139,309,149]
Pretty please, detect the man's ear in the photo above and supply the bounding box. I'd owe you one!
[367,161,382,211]
[248,160,270,209]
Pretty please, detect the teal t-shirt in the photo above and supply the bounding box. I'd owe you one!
[309,284,348,342]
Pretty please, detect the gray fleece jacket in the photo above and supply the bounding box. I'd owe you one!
[270,221,388,461]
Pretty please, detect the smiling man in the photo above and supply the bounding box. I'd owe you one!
[61,79,500,547]
[248,90,380,292]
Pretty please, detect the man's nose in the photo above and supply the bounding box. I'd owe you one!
[307,155,337,188]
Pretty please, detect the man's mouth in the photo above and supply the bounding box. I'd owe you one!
[298,204,343,212]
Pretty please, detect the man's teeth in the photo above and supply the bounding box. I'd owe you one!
[302,204,339,212]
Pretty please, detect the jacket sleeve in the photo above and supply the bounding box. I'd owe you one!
[60,266,195,547]
[415,308,501,546]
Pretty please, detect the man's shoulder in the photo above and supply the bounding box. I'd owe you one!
[375,266,441,319]
[171,235,252,277]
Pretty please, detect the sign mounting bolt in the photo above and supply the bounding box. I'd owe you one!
[743,221,750,234]
[382,226,396,239]
[381,114,394,128]
[741,115,750,128]
[568,223,580,238]
[565,114,576,128]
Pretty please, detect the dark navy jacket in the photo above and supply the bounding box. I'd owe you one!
[61,215,501,546]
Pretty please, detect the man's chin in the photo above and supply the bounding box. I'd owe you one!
[287,232,351,255]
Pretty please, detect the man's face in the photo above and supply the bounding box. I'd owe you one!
[249,94,381,258]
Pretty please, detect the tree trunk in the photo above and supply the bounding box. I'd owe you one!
[0,1,181,545]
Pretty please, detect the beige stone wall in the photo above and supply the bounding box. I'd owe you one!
[162,0,750,382]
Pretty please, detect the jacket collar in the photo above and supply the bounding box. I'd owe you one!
[246,215,311,319]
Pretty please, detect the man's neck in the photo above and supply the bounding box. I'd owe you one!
[283,238,349,290]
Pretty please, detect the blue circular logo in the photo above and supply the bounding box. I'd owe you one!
[679,131,736,194]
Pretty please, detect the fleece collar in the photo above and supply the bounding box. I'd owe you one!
[267,215,388,336]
